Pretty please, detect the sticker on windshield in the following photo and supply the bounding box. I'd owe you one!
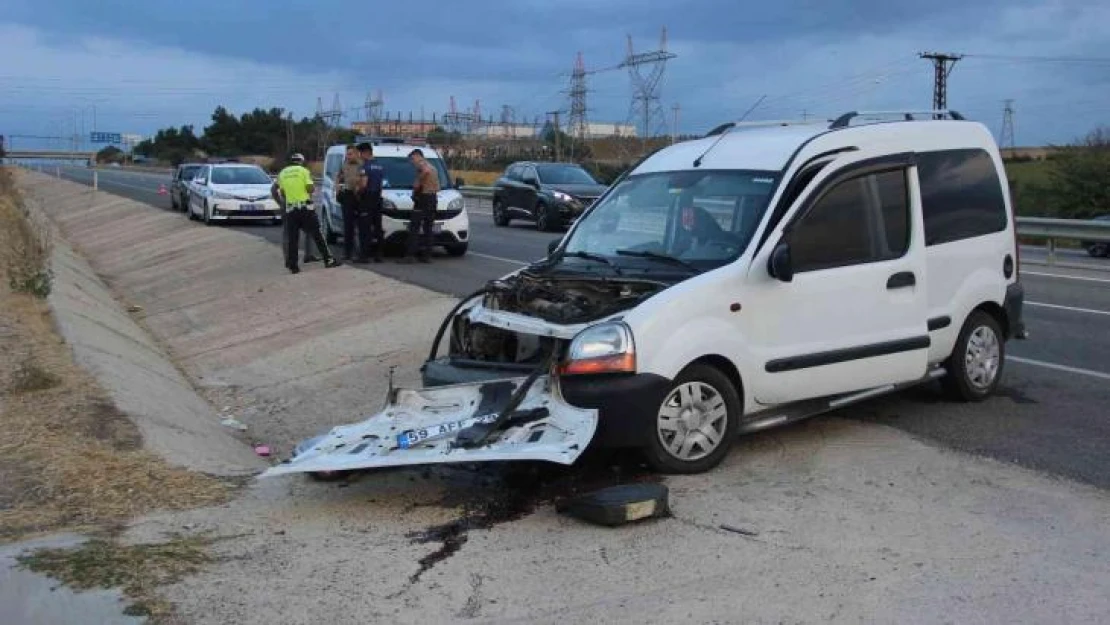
[753,177,774,184]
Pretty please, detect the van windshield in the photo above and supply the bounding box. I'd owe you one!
[562,169,779,272]
[375,157,452,190]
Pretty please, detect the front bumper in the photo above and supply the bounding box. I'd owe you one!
[422,358,670,448]
[210,199,282,220]
[260,375,598,477]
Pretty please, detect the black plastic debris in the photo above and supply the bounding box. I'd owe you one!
[555,483,670,527]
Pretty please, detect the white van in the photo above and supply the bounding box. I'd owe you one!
[318,138,469,256]
[263,111,1028,480]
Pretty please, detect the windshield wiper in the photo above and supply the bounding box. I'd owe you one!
[615,249,699,273]
[560,250,623,275]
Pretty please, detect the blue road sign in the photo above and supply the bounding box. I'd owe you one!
[90,132,122,144]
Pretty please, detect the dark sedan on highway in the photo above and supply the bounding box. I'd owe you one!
[1082,214,1110,258]
[170,162,204,212]
[491,161,607,231]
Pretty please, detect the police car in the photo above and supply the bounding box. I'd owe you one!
[318,138,469,256]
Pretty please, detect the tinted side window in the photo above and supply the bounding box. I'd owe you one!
[790,169,909,273]
[506,165,522,181]
[918,149,1007,246]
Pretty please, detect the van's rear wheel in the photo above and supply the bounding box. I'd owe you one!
[642,363,740,474]
[942,310,1005,402]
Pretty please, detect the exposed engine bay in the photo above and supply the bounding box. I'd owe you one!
[444,270,668,368]
[483,271,665,324]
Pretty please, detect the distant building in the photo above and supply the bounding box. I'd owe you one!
[582,122,637,138]
[471,124,538,139]
[352,120,440,137]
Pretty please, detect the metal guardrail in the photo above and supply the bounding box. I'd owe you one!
[1015,216,1110,265]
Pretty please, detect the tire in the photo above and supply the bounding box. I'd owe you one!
[170,194,178,211]
[444,242,468,257]
[492,198,510,227]
[203,202,214,226]
[535,202,556,232]
[186,202,197,221]
[941,310,1005,402]
[1088,243,1108,258]
[642,363,741,475]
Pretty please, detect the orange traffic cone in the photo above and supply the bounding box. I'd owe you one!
[158,184,167,195]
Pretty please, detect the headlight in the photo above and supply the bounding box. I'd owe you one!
[211,191,237,200]
[447,197,463,211]
[559,321,635,376]
[553,191,574,203]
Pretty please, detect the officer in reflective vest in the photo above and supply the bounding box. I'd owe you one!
[272,153,340,274]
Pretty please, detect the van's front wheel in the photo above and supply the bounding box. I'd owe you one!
[942,310,1005,402]
[642,363,740,474]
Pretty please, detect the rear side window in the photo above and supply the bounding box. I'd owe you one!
[506,165,522,181]
[790,169,910,273]
[918,149,1008,246]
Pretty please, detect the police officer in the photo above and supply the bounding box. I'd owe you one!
[403,148,438,263]
[334,144,364,262]
[355,142,385,263]
[272,153,340,274]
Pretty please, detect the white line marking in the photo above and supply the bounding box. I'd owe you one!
[468,252,528,265]
[1009,356,1110,381]
[1027,301,1110,317]
[1022,271,1110,284]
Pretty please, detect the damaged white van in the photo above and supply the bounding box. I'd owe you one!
[263,110,1027,479]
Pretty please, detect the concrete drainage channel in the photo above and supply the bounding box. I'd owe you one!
[7,171,1110,624]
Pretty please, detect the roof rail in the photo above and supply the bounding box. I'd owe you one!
[704,119,825,138]
[830,110,965,129]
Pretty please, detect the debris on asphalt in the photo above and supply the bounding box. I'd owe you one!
[220,417,247,431]
[719,524,760,537]
[555,483,670,527]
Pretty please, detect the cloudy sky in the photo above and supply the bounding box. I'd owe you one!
[2,0,1107,151]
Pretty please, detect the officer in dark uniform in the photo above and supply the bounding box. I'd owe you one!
[356,142,385,263]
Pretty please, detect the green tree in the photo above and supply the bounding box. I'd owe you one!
[96,145,125,164]
[1046,127,1110,219]
[201,106,242,156]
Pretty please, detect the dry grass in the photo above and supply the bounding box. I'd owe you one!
[0,167,235,542]
[453,169,500,186]
[16,532,223,622]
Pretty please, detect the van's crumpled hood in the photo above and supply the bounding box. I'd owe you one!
[259,375,597,477]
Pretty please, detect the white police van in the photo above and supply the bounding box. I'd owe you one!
[318,137,469,256]
[264,110,1028,480]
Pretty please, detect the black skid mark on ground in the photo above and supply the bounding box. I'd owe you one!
[995,384,1038,405]
[404,449,662,584]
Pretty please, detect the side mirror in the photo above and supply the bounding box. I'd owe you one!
[548,239,561,255]
[524,176,539,188]
[768,241,794,282]
[455,177,465,188]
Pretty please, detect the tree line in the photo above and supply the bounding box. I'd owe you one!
[1009,126,1110,220]
[134,105,355,168]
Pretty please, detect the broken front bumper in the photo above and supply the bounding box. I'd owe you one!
[259,375,598,478]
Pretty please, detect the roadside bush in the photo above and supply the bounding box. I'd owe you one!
[0,168,54,298]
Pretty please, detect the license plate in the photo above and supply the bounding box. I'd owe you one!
[396,413,497,449]
[240,203,263,211]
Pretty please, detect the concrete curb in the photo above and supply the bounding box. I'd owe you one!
[19,173,266,477]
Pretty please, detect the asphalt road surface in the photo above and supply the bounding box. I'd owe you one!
[47,165,1110,489]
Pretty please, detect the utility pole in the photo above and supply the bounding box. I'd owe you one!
[568,51,589,158]
[918,51,964,113]
[1000,99,1016,150]
[546,110,562,161]
[671,103,680,144]
[622,27,677,153]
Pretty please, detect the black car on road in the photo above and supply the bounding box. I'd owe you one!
[170,163,205,212]
[1082,214,1110,258]
[492,162,607,231]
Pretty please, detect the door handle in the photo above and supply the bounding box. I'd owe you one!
[887,271,916,289]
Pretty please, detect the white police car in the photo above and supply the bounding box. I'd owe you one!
[318,138,469,256]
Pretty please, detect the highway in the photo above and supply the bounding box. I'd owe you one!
[49,165,1110,489]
